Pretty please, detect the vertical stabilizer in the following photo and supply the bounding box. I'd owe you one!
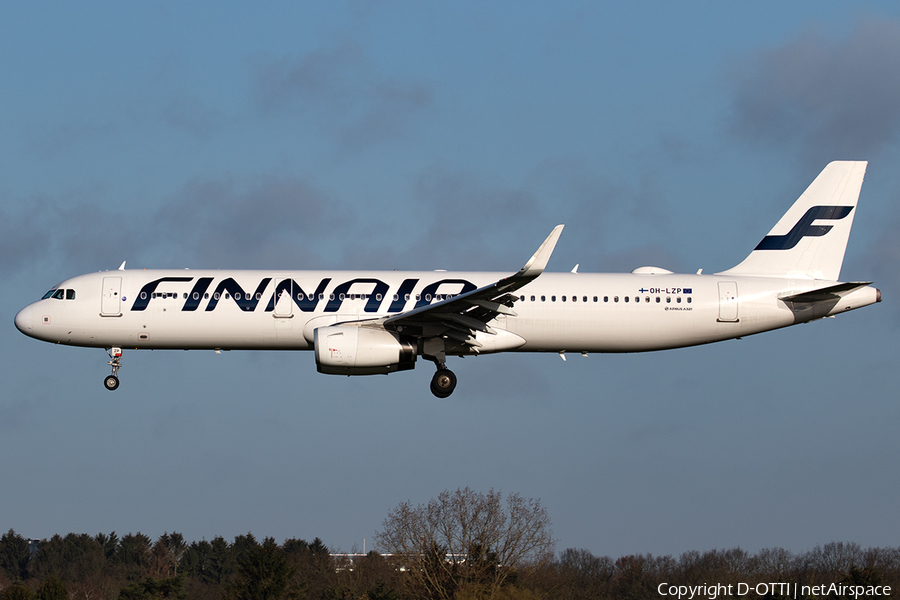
[718,161,867,280]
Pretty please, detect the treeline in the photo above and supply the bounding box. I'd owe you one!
[1,529,898,599]
[0,530,349,600]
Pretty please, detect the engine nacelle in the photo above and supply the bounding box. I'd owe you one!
[314,325,417,375]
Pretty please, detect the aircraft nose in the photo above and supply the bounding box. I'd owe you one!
[14,304,34,335]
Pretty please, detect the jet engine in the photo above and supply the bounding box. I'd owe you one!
[314,325,417,375]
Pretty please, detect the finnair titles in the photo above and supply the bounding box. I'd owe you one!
[15,162,880,397]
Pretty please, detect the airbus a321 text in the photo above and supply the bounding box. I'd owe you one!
[16,161,881,397]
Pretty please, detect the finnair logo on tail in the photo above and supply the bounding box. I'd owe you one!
[755,205,854,251]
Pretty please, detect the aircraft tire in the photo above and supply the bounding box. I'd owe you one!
[104,375,120,391]
[430,369,457,398]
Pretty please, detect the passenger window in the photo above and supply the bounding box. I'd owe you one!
[584,296,588,302]
[562,296,566,302]
[531,295,535,302]
[655,297,660,303]
[193,292,199,300]
[541,296,546,302]
[667,297,671,303]
[677,297,682,303]
[614,296,619,302]
[551,296,556,302]
[645,297,649,303]
[603,296,608,302]
[687,297,692,304]
[624,296,629,303]
[66,289,76,300]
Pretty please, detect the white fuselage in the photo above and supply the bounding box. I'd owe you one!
[14,269,879,354]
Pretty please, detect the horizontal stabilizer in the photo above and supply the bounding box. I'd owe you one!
[780,281,873,303]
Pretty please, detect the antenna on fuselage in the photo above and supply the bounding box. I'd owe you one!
[118,261,126,271]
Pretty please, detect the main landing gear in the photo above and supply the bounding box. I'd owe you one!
[104,347,122,391]
[429,360,457,399]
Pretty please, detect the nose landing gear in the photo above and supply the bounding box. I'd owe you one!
[104,347,122,391]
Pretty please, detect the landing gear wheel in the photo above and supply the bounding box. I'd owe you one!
[104,375,120,391]
[430,369,457,398]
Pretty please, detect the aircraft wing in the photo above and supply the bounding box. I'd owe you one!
[380,225,564,351]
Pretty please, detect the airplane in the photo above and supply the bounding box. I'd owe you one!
[15,161,880,398]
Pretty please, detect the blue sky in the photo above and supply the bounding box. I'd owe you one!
[2,2,900,558]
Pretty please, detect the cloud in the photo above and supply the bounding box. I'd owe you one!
[154,176,340,269]
[0,174,344,276]
[0,157,679,278]
[861,211,900,321]
[158,93,225,140]
[252,42,434,152]
[0,191,146,276]
[334,158,682,274]
[728,18,900,165]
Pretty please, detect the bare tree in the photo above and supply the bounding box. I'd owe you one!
[375,487,555,599]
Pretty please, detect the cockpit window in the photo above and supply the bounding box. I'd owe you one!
[42,288,75,300]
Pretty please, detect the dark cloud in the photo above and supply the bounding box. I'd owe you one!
[2,159,677,279]
[252,42,434,152]
[404,166,548,271]
[339,159,681,274]
[0,191,146,276]
[154,176,340,269]
[728,18,900,165]
[25,121,121,159]
[0,174,344,276]
[158,93,225,140]
[861,210,900,321]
